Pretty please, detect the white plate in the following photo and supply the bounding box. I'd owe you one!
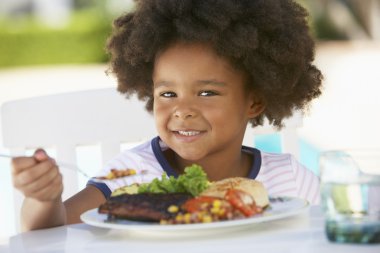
[80,196,309,233]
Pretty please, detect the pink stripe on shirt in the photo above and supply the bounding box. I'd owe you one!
[257,152,320,205]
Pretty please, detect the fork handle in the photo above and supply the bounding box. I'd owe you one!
[0,153,90,178]
[0,153,13,159]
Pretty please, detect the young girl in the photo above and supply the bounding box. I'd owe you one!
[11,0,323,231]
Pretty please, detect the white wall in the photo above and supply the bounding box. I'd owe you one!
[299,41,380,151]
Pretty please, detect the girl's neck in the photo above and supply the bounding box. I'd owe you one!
[164,148,252,181]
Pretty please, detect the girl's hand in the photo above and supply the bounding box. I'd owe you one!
[11,149,63,202]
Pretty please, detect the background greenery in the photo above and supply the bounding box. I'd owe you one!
[0,0,374,68]
[0,8,112,68]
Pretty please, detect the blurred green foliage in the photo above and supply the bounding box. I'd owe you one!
[0,9,112,68]
[297,0,348,40]
[313,15,348,40]
[0,0,356,68]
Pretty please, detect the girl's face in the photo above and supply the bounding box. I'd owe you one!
[153,42,262,163]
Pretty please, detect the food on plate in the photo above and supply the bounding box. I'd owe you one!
[109,164,209,197]
[97,165,270,224]
[99,164,208,221]
[201,177,269,208]
[138,164,209,196]
[111,183,139,196]
[96,168,137,180]
[98,192,192,221]
[161,178,269,224]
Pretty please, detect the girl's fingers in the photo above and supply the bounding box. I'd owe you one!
[11,149,50,175]
[33,149,49,162]
[20,165,61,195]
[29,173,63,201]
[11,157,38,174]
[10,148,64,202]
[12,158,56,188]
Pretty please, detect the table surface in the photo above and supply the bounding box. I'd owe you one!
[3,206,380,253]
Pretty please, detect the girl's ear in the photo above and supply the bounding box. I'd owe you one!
[247,93,266,119]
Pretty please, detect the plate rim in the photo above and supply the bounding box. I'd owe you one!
[80,196,309,232]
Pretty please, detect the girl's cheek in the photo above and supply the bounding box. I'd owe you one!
[154,101,172,114]
[154,103,170,126]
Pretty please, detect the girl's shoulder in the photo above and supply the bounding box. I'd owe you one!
[257,151,320,205]
[259,151,294,168]
[257,151,309,182]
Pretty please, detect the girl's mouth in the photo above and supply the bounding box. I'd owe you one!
[172,130,205,142]
[177,130,201,136]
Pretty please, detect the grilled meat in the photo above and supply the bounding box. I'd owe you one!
[98,193,192,221]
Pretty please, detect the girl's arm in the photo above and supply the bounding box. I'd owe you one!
[21,197,66,231]
[64,185,106,224]
[20,185,106,231]
[13,150,106,231]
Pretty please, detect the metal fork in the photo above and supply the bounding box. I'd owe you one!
[0,153,148,181]
[0,153,91,178]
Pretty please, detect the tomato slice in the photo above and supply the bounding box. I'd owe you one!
[224,188,258,217]
[183,196,221,213]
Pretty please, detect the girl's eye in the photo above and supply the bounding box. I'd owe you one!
[160,91,177,98]
[199,90,218,96]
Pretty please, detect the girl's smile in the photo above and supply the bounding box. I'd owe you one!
[172,129,207,143]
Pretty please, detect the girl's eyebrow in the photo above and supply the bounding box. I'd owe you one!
[153,80,172,88]
[153,79,226,88]
[197,79,226,86]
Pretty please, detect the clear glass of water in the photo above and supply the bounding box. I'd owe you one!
[320,149,380,244]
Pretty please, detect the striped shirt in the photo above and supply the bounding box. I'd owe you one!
[256,152,320,204]
[88,136,320,204]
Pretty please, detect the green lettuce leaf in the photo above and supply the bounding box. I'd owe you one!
[137,164,209,196]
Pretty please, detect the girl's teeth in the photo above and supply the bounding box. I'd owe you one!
[178,130,200,136]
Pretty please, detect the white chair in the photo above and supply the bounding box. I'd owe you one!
[1,88,157,231]
[1,87,302,231]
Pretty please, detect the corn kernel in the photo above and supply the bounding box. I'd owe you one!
[168,205,179,213]
[210,207,220,214]
[198,211,207,218]
[106,172,115,179]
[175,214,183,222]
[212,200,222,208]
[129,169,137,175]
[184,213,191,224]
[202,215,212,223]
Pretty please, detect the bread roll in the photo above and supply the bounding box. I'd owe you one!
[200,177,269,207]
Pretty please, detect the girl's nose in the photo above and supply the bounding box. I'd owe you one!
[173,103,197,119]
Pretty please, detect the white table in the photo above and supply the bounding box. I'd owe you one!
[4,206,380,253]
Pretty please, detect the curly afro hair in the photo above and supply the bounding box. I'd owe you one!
[106,0,323,128]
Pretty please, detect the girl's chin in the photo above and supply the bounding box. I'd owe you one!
[172,148,206,162]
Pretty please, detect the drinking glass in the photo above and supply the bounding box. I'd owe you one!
[319,149,380,244]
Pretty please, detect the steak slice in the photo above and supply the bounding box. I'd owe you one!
[98,193,192,221]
